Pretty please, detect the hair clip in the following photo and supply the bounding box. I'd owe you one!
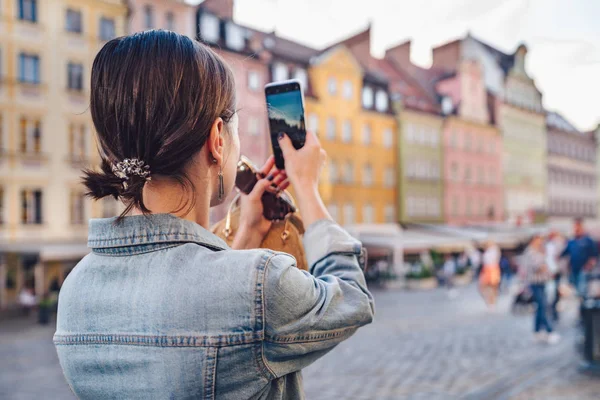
[112,158,152,182]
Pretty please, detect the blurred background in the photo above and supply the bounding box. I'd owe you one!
[1,0,600,399]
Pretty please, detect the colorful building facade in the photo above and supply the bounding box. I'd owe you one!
[434,60,504,225]
[125,0,195,37]
[546,112,597,220]
[305,45,397,225]
[0,0,127,309]
[432,35,546,223]
[383,40,445,224]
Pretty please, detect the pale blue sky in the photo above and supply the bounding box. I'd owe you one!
[194,0,600,131]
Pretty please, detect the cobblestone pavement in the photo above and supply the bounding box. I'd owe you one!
[1,285,599,400]
[303,285,600,400]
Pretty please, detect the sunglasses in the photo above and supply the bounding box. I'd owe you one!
[235,155,297,221]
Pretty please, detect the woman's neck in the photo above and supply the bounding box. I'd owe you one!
[131,178,212,228]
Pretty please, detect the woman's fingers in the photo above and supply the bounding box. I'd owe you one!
[258,155,276,177]
[272,171,287,187]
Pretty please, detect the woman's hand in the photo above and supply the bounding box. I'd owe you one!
[232,156,287,250]
[277,132,326,191]
[278,132,331,227]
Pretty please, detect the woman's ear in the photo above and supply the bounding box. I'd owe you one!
[207,117,225,164]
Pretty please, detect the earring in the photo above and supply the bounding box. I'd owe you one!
[218,167,225,201]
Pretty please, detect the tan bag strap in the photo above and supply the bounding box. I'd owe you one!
[223,193,241,239]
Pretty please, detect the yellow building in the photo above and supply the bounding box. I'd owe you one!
[305,46,397,225]
[0,0,126,310]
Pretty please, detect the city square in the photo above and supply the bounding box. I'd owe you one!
[2,285,599,400]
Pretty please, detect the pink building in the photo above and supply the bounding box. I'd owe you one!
[125,0,195,37]
[435,60,504,225]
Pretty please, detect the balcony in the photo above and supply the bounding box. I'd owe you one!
[16,151,49,168]
[64,155,91,169]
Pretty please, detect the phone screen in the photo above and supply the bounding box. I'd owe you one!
[265,81,306,170]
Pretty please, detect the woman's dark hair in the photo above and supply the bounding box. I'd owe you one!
[83,30,236,217]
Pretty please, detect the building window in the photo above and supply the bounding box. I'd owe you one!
[326,117,336,141]
[343,203,355,225]
[199,13,220,43]
[69,123,86,159]
[70,190,86,225]
[344,161,354,184]
[67,62,84,91]
[450,130,458,148]
[430,129,439,147]
[451,162,459,181]
[0,186,4,224]
[247,117,259,137]
[464,132,472,151]
[466,197,472,217]
[293,68,308,90]
[452,196,459,216]
[329,160,338,183]
[19,117,41,153]
[21,189,43,224]
[405,124,415,143]
[99,17,116,41]
[342,120,352,143]
[0,113,4,151]
[477,167,484,184]
[362,86,373,108]
[327,77,337,95]
[19,0,37,22]
[384,166,395,188]
[343,80,353,99]
[464,165,472,184]
[363,163,373,186]
[144,5,153,29]
[308,113,318,134]
[19,53,40,84]
[66,9,82,33]
[375,89,388,112]
[273,62,289,82]
[248,70,260,91]
[225,22,245,51]
[166,12,175,31]
[384,205,395,223]
[363,204,374,224]
[383,128,393,148]
[362,124,371,145]
[328,204,339,222]
[488,167,495,185]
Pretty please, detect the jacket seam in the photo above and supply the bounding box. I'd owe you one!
[264,325,359,344]
[258,253,281,380]
[52,332,263,347]
[91,244,184,257]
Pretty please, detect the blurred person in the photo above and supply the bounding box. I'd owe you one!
[442,254,456,288]
[522,234,560,344]
[467,244,482,281]
[499,252,512,292]
[546,230,564,321]
[479,241,501,309]
[53,31,374,400]
[18,286,36,316]
[560,218,598,297]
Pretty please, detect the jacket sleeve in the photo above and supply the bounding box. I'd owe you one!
[260,219,375,379]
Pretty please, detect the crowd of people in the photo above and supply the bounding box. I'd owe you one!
[439,218,598,345]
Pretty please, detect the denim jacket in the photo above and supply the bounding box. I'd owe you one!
[54,214,374,399]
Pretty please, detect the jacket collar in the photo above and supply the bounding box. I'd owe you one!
[88,214,229,253]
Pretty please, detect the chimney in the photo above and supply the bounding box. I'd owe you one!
[200,0,234,20]
[384,40,412,69]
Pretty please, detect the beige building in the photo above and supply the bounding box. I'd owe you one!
[0,0,126,311]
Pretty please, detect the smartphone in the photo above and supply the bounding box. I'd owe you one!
[265,79,307,170]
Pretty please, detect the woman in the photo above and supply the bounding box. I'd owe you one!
[522,235,560,344]
[479,241,501,308]
[53,31,374,399]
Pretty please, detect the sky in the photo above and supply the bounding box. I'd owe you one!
[193,0,600,132]
[266,91,304,128]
